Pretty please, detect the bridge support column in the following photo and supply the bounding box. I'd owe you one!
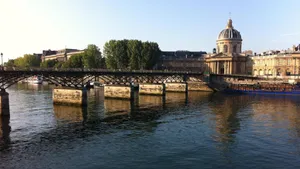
[187,82,214,92]
[139,83,165,95]
[0,90,9,116]
[53,88,87,106]
[165,82,187,92]
[104,85,133,99]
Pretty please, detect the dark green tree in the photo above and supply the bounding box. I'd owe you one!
[67,53,84,68]
[4,59,15,67]
[104,40,118,69]
[40,59,58,68]
[83,44,103,68]
[128,40,143,70]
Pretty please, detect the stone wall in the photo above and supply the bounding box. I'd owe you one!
[104,85,133,99]
[53,88,87,106]
[165,83,187,92]
[187,82,214,92]
[139,84,165,95]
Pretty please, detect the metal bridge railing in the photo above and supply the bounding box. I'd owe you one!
[1,67,203,74]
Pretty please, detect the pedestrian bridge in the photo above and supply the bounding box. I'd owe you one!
[0,68,205,89]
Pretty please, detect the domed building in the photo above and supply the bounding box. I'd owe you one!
[205,18,248,75]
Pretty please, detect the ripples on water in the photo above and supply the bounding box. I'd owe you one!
[1,83,300,169]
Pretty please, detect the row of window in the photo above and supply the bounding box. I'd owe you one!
[217,45,239,53]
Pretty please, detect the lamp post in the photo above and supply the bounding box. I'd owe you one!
[1,53,3,67]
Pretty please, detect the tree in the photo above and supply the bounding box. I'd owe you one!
[104,40,118,69]
[128,40,143,70]
[23,54,41,67]
[83,44,103,68]
[114,40,129,69]
[4,59,15,67]
[104,39,161,70]
[67,53,84,68]
[40,59,58,68]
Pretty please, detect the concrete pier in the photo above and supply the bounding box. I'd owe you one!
[165,83,187,92]
[139,83,165,95]
[53,88,88,106]
[187,82,214,92]
[104,85,133,99]
[0,116,11,143]
[0,90,10,116]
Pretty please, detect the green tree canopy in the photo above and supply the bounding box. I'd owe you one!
[83,44,103,68]
[13,54,41,68]
[40,59,58,68]
[104,39,161,70]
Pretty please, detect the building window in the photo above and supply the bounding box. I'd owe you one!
[233,45,237,53]
[223,45,228,53]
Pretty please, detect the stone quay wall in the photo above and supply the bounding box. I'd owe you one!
[187,82,214,92]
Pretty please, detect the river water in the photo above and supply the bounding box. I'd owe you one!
[1,83,300,169]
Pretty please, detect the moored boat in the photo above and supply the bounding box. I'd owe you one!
[26,76,43,84]
[223,82,300,95]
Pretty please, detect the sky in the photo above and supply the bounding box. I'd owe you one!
[0,0,300,61]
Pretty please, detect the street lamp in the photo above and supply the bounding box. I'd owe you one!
[0,53,3,67]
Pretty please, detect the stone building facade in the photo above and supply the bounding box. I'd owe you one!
[42,48,84,62]
[248,52,300,76]
[159,51,206,71]
[205,19,248,75]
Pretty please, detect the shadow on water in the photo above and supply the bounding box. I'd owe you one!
[0,116,11,150]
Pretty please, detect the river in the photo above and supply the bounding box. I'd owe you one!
[1,83,300,169]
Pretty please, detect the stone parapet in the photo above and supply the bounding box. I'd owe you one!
[139,83,165,95]
[104,85,133,99]
[53,88,87,106]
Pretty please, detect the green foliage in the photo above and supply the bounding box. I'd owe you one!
[104,40,117,69]
[40,59,58,68]
[4,59,15,67]
[13,54,41,68]
[83,44,103,68]
[128,40,143,70]
[104,39,161,70]
[66,53,84,68]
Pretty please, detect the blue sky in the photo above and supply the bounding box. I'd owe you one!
[0,0,300,61]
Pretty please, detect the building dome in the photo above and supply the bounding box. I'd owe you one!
[218,19,242,40]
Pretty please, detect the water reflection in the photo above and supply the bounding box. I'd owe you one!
[0,116,11,150]
[3,84,300,169]
[165,92,187,107]
[209,94,253,143]
[15,83,53,91]
[187,91,213,104]
[138,95,165,110]
[103,99,132,120]
[54,105,87,123]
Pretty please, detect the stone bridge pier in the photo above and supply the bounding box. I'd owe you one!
[53,87,88,106]
[0,89,9,116]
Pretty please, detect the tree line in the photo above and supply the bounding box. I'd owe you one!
[104,40,161,70]
[5,40,161,70]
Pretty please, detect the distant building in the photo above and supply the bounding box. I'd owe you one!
[242,50,253,56]
[33,53,42,61]
[159,51,207,71]
[248,50,300,76]
[42,48,84,62]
